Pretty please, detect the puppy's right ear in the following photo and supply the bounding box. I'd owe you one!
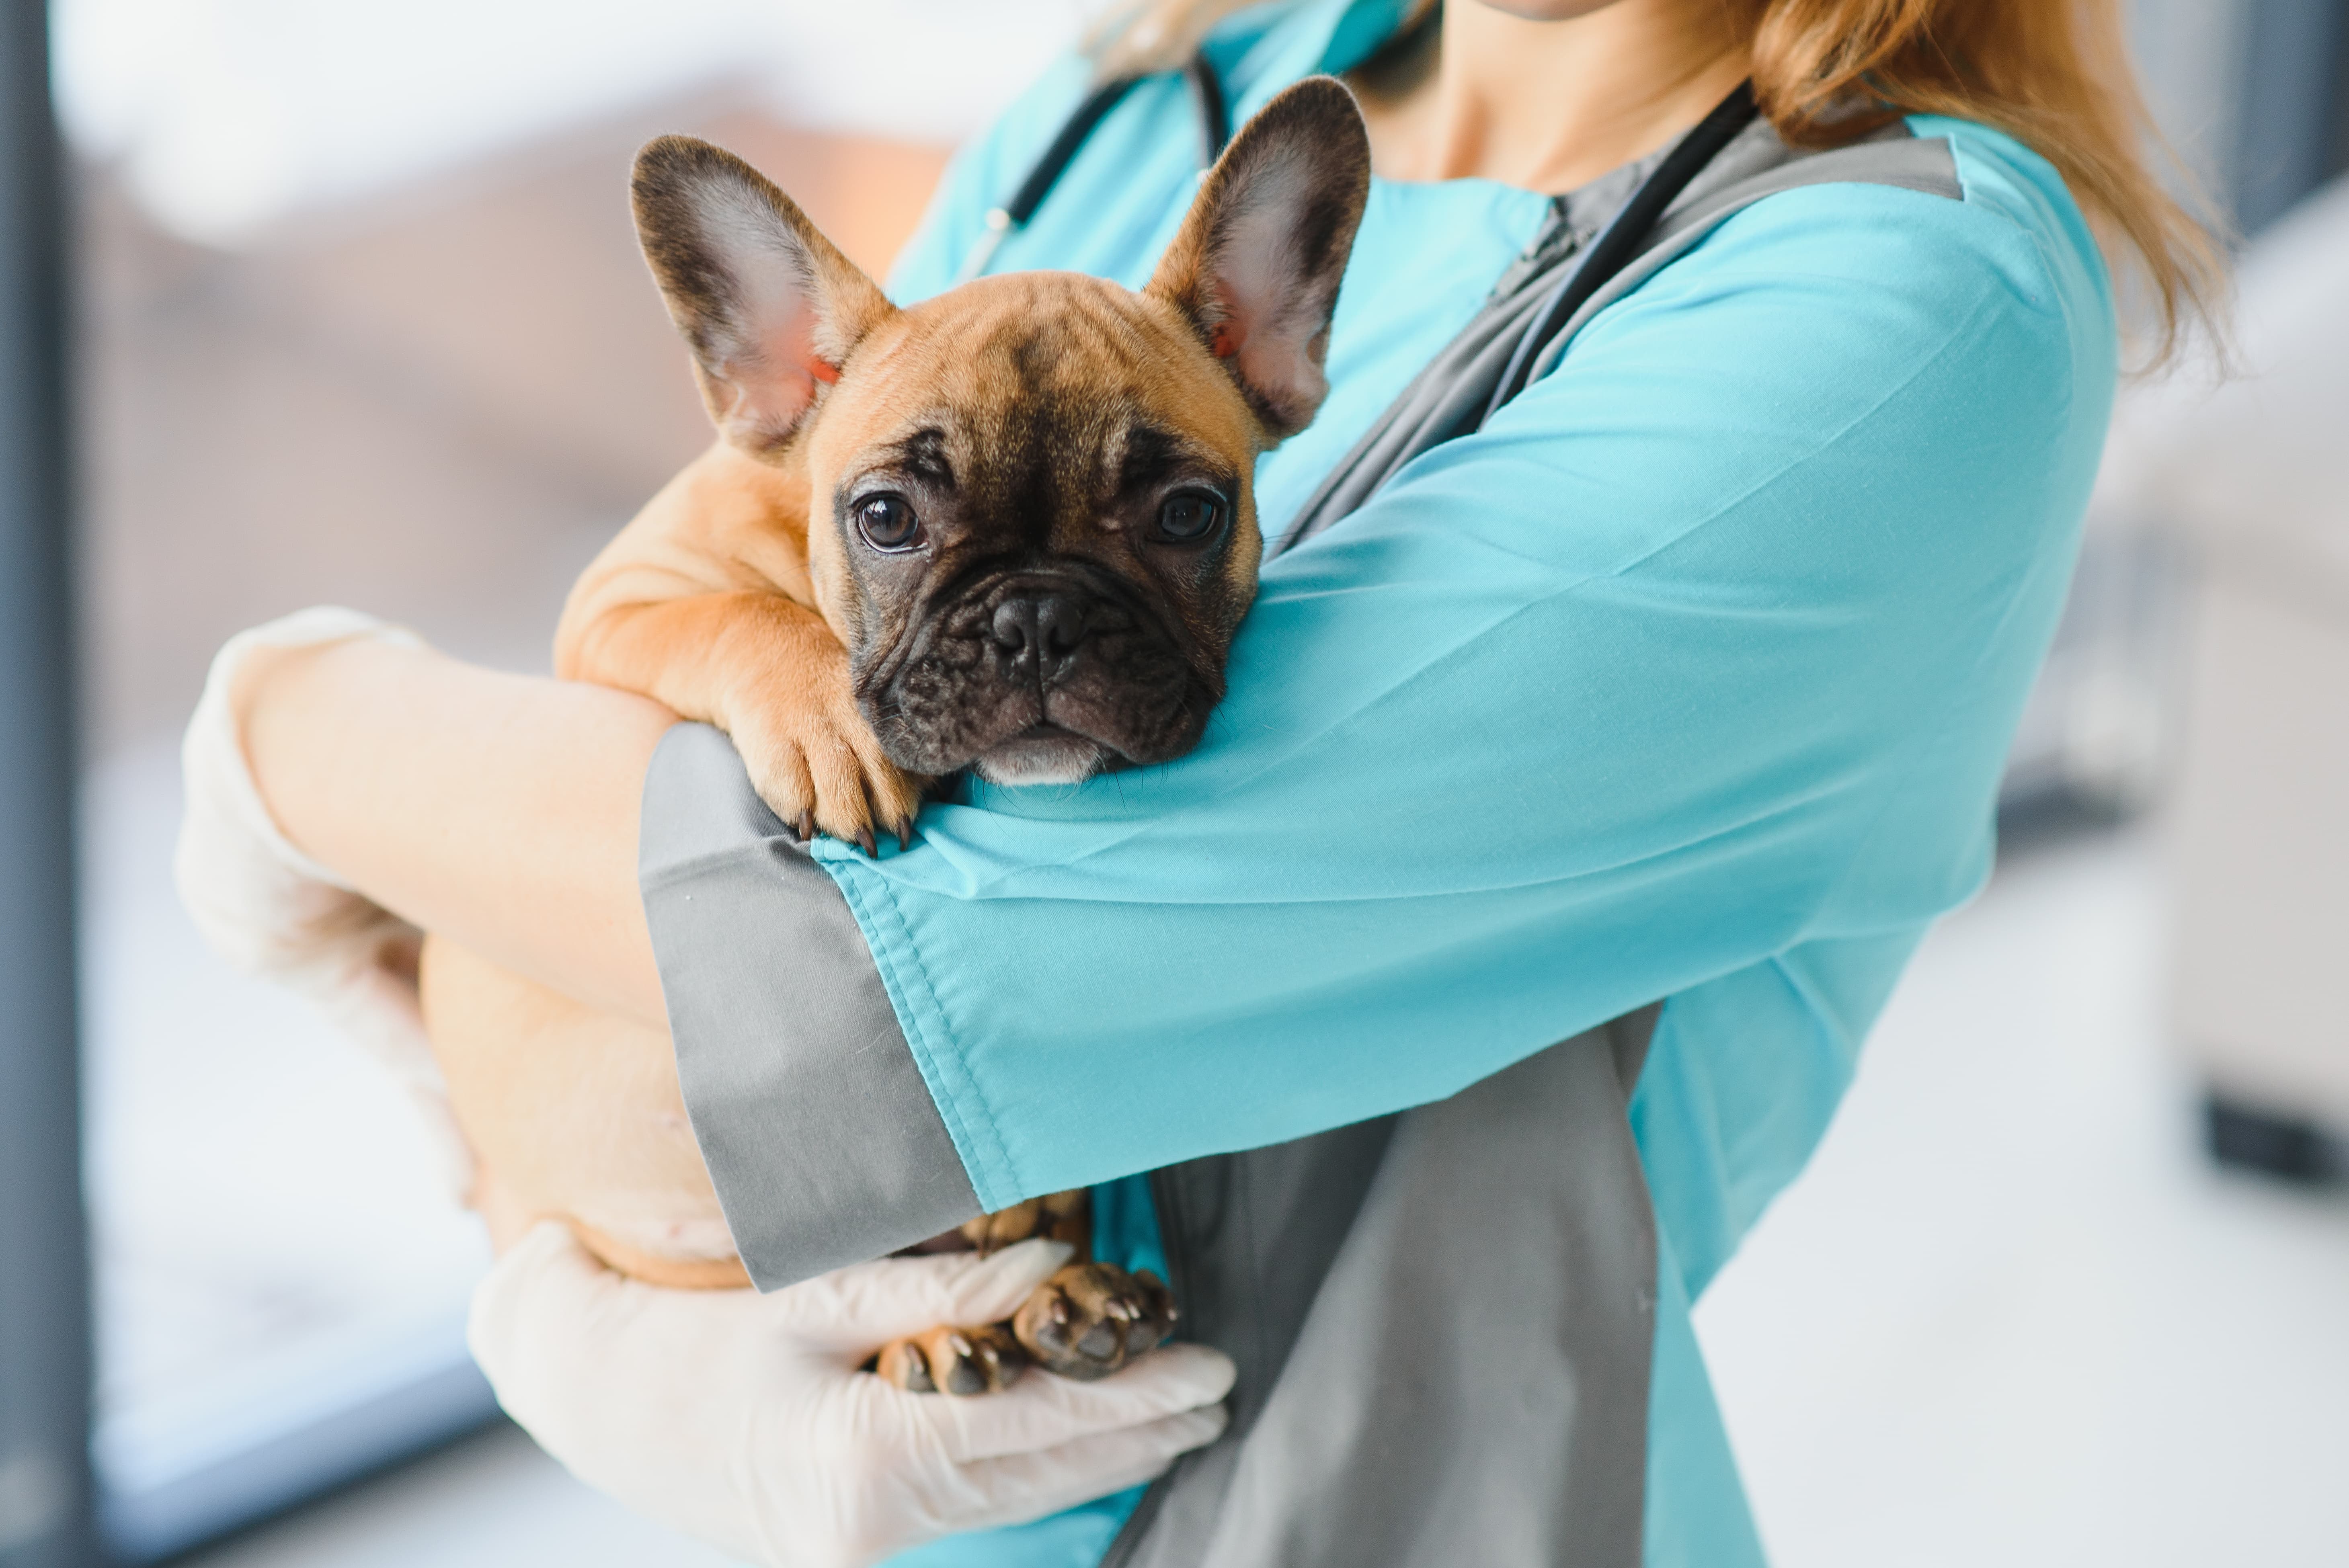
[632,136,898,453]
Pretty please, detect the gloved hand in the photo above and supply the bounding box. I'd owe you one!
[174,606,473,1195]
[470,1225,1234,1568]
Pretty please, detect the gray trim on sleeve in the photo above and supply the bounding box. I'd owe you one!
[639,722,980,1290]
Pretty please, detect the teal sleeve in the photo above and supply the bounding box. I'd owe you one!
[817,178,2110,1215]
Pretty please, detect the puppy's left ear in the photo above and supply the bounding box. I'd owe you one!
[632,135,899,453]
[1147,76,1372,440]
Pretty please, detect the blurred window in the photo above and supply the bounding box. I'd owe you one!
[61,2,1087,1555]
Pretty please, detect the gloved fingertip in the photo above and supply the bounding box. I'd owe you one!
[475,1222,609,1320]
[1073,1405,1231,1485]
[522,1216,573,1243]
[467,1232,556,1374]
[1126,1343,1238,1406]
[982,1237,1076,1277]
[1159,1404,1230,1451]
[953,1237,1077,1318]
[794,1239,1079,1343]
[509,1218,590,1267]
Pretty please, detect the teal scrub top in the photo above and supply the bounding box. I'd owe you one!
[858,2,2117,1563]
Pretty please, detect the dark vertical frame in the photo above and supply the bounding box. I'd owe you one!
[0,0,94,1566]
[2328,0,2349,180]
[2231,0,2349,233]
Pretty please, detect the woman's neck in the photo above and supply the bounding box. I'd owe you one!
[1351,1,1751,193]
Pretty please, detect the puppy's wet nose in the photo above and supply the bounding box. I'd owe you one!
[991,593,1088,662]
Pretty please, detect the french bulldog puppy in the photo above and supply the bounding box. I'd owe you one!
[419,78,1371,1395]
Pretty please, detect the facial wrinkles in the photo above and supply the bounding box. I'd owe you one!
[818,280,1260,771]
[973,312,1144,558]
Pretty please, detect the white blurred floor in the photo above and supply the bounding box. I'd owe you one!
[180,825,2349,1568]
[1699,824,2349,1567]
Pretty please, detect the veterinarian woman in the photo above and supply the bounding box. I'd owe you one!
[188,0,2219,1563]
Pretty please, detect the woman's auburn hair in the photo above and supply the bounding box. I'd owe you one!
[1097,0,2225,365]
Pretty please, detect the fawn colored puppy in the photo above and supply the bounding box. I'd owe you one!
[420,79,1371,1394]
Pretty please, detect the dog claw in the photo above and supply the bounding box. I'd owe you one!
[794,812,814,842]
[857,828,878,857]
[896,1324,1026,1396]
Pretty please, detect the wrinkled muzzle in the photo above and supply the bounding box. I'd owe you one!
[863,569,1219,785]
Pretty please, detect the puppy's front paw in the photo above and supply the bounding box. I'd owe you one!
[1013,1263,1177,1381]
[728,703,924,855]
[874,1324,1027,1396]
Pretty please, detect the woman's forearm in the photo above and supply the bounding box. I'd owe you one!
[241,635,675,1025]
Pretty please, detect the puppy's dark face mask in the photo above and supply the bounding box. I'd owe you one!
[632,79,1371,784]
[811,280,1262,783]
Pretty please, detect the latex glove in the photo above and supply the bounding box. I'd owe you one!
[471,1225,1235,1568]
[174,606,472,1194]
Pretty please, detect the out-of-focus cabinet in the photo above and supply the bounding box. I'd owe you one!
[2170,524,2349,1168]
[2125,177,2349,1174]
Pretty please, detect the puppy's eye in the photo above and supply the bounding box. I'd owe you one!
[855,493,923,551]
[1155,491,1225,544]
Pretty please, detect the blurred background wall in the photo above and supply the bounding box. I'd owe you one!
[2004,0,2349,815]
[59,2,1038,751]
[2092,0,2349,1176]
[54,5,1087,1556]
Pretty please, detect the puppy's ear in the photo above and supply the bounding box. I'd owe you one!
[632,136,898,453]
[1147,77,1371,440]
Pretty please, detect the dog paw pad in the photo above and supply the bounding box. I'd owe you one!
[1013,1263,1177,1381]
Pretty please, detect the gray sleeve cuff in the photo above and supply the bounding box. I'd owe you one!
[638,723,980,1290]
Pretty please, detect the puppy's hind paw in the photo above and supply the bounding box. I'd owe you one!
[873,1324,1027,1396]
[1012,1263,1177,1381]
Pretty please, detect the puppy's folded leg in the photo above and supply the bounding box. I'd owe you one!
[561,592,923,849]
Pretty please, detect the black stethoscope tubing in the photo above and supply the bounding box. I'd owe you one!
[1483,79,1758,420]
[959,55,1758,428]
[953,53,1233,285]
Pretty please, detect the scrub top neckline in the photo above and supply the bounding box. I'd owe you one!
[1202,0,1676,241]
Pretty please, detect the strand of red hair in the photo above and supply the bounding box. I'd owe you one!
[1741,0,2227,365]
